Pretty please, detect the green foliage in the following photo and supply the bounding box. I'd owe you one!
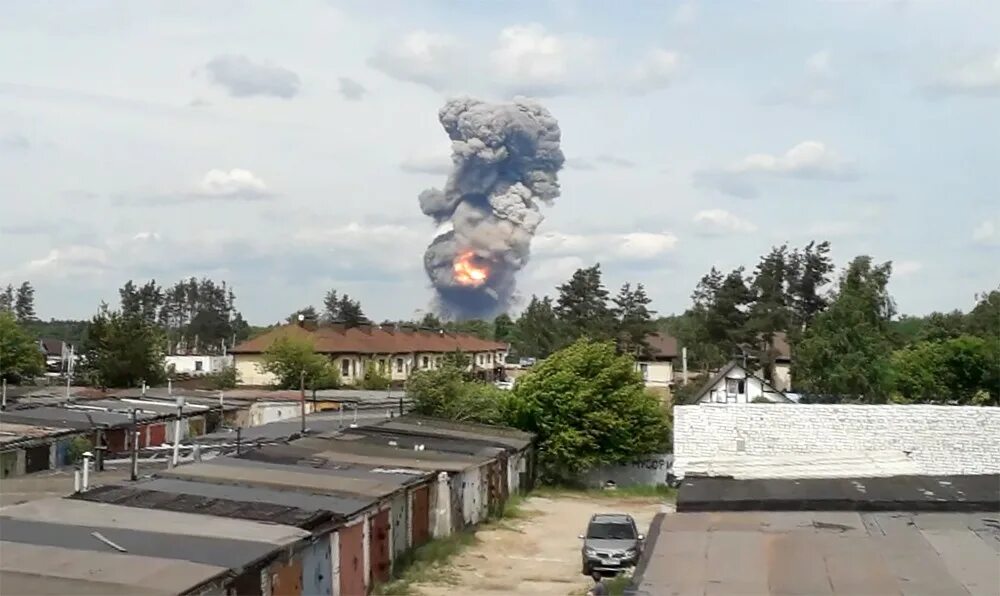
[512,295,563,358]
[891,335,998,405]
[67,436,94,464]
[210,365,241,390]
[966,288,999,340]
[555,264,614,342]
[257,336,339,389]
[361,363,391,390]
[408,365,510,425]
[14,281,36,322]
[493,313,515,343]
[0,284,13,314]
[0,311,45,381]
[795,257,895,401]
[21,319,90,347]
[441,349,471,370]
[81,305,166,388]
[612,282,657,357]
[507,339,669,482]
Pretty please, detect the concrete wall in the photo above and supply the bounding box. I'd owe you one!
[581,454,675,488]
[165,355,232,376]
[674,404,1000,478]
[249,402,317,426]
[234,354,276,386]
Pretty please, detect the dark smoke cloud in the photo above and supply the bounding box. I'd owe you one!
[420,97,565,319]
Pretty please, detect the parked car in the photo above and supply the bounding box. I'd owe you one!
[579,513,645,575]
[494,380,514,390]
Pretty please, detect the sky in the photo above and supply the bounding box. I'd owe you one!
[1,0,997,324]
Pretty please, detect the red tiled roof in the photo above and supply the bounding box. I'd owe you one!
[644,332,679,360]
[231,324,508,355]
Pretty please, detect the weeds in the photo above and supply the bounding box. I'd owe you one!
[373,530,479,595]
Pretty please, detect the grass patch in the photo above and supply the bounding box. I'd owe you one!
[606,573,633,595]
[373,530,479,595]
[533,483,676,501]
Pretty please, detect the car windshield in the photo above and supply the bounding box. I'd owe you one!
[587,522,635,540]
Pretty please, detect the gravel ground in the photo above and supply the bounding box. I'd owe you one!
[413,493,670,596]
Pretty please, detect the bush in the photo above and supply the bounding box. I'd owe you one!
[67,436,94,464]
[210,365,241,389]
[408,365,510,425]
[507,339,670,483]
[360,364,391,390]
[258,336,339,389]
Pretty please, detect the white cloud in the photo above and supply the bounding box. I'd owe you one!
[399,147,452,175]
[195,168,271,200]
[205,55,301,99]
[894,260,923,278]
[927,51,1000,97]
[627,48,682,94]
[533,230,678,261]
[972,219,998,245]
[367,30,462,91]
[696,141,858,197]
[22,245,110,278]
[693,209,758,234]
[490,24,601,95]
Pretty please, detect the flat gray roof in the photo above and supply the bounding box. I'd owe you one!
[77,399,216,417]
[0,541,227,595]
[0,517,287,569]
[157,460,414,498]
[216,453,426,486]
[294,433,493,472]
[0,407,159,429]
[382,415,533,449]
[0,497,309,546]
[138,477,373,518]
[634,511,1000,595]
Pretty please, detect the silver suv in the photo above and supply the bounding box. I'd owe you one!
[579,513,644,575]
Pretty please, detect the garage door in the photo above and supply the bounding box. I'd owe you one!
[338,521,365,596]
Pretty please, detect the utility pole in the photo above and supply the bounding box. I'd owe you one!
[130,408,139,481]
[170,394,184,468]
[682,347,688,386]
[299,368,306,434]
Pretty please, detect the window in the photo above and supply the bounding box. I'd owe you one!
[379,359,386,372]
[194,360,203,372]
[435,357,441,367]
[396,358,404,373]
[422,356,429,369]
[726,378,745,395]
[639,363,649,380]
[342,359,351,376]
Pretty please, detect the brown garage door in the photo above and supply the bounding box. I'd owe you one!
[339,521,365,596]
[269,556,303,596]
[369,509,391,585]
[411,485,431,547]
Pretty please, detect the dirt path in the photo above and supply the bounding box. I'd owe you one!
[413,493,669,596]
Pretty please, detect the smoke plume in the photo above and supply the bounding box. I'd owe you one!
[420,97,565,319]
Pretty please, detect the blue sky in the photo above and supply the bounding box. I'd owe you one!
[1,0,997,324]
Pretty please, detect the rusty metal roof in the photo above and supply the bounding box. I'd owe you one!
[230,323,507,355]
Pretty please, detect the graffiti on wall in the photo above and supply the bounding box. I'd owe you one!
[580,454,674,488]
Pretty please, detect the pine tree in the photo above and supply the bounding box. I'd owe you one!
[555,264,613,341]
[0,284,14,314]
[322,290,340,323]
[493,313,515,343]
[788,241,834,330]
[747,245,794,380]
[14,281,36,322]
[337,294,368,327]
[612,283,657,356]
[420,312,443,328]
[514,296,563,358]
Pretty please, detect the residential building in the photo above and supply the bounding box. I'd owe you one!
[38,338,74,375]
[636,332,679,391]
[164,354,233,376]
[681,360,792,404]
[760,331,792,391]
[230,323,508,386]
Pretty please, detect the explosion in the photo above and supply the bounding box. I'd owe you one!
[452,252,489,287]
[419,97,565,319]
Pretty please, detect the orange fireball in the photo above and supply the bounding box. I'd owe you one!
[453,252,489,287]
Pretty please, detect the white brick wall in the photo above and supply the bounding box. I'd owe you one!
[674,404,1000,478]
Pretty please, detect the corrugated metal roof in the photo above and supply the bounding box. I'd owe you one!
[0,542,226,595]
[0,498,309,546]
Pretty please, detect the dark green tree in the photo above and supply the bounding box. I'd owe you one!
[337,294,368,327]
[419,312,443,328]
[322,289,340,323]
[892,335,998,405]
[513,295,563,358]
[0,284,13,314]
[747,245,794,380]
[795,256,895,401]
[257,335,338,389]
[81,304,166,388]
[612,282,657,356]
[506,339,669,482]
[14,281,36,322]
[787,241,834,330]
[966,289,999,341]
[493,313,515,343]
[287,306,319,324]
[555,264,614,341]
[0,311,45,381]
